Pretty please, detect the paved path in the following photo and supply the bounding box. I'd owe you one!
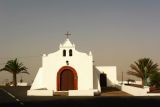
[0,88,23,107]
[0,86,160,107]
[101,87,132,96]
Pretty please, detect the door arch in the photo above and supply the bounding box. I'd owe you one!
[57,66,78,91]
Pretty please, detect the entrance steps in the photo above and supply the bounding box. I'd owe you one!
[54,91,68,96]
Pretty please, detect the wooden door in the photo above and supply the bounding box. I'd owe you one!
[60,69,74,91]
[100,73,107,87]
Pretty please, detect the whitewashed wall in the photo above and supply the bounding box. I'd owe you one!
[118,81,142,85]
[116,84,160,96]
[29,39,118,96]
[30,39,95,91]
[116,84,149,96]
[93,66,101,92]
[96,66,118,87]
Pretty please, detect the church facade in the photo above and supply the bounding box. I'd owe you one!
[27,36,118,96]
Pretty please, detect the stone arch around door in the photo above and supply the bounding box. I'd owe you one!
[57,66,78,91]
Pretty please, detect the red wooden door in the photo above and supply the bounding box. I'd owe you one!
[60,69,74,91]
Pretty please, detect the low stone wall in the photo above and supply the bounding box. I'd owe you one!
[115,84,160,96]
[122,85,148,96]
[27,90,53,96]
[17,82,28,86]
[69,90,95,96]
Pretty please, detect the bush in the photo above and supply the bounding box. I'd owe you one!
[150,71,160,88]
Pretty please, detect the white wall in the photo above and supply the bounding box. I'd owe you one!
[31,68,45,89]
[17,82,28,86]
[96,66,118,87]
[116,84,149,96]
[29,39,118,95]
[69,90,94,96]
[31,55,117,91]
[27,90,53,96]
[116,84,160,96]
[118,81,142,85]
[30,39,94,91]
[93,66,101,92]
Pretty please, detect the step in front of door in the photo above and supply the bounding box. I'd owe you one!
[54,92,68,96]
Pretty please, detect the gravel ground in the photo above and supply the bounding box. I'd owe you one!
[101,87,132,96]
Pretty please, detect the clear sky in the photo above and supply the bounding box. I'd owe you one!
[0,0,160,84]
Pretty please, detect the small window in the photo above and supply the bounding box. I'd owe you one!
[63,50,66,56]
[69,49,72,56]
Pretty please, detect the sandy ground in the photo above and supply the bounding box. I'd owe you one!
[101,87,132,96]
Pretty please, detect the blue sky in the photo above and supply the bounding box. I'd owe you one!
[0,0,160,83]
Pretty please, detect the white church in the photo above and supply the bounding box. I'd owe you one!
[27,33,118,96]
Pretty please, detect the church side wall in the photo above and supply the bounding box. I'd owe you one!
[31,67,45,89]
[93,66,101,92]
[96,66,118,87]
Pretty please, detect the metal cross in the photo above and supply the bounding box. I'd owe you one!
[65,32,71,38]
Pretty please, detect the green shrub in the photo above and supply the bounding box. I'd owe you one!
[150,71,160,88]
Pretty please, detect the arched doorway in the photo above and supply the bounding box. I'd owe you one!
[60,69,74,90]
[57,66,78,91]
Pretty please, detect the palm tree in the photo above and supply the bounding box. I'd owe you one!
[0,58,29,86]
[127,58,159,86]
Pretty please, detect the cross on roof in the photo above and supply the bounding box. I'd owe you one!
[65,32,71,38]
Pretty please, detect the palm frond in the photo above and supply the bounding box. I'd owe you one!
[127,58,159,86]
[0,58,29,74]
[127,70,142,78]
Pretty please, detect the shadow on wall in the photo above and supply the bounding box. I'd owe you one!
[93,66,101,90]
[93,66,116,90]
